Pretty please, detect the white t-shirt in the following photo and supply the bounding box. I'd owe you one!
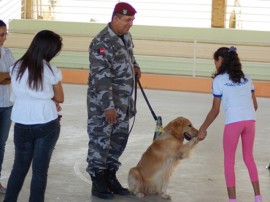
[212,73,256,125]
[10,61,62,124]
[0,47,15,107]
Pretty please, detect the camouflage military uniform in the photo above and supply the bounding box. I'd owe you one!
[86,24,139,176]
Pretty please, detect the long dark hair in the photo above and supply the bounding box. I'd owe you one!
[12,30,62,90]
[212,46,245,83]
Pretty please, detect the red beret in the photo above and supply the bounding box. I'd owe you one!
[113,2,136,16]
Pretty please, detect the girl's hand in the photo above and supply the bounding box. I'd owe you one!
[197,130,207,141]
[55,102,62,112]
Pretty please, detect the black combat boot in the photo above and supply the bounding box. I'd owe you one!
[104,169,130,195]
[90,171,114,199]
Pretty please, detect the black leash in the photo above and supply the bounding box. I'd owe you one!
[135,76,163,140]
[128,75,139,135]
[128,75,154,134]
[136,76,158,121]
[129,75,163,140]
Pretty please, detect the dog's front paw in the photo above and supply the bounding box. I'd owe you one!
[161,193,171,200]
[135,192,144,198]
[191,137,199,144]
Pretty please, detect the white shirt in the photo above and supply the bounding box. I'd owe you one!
[10,61,62,124]
[0,47,15,107]
[212,73,256,124]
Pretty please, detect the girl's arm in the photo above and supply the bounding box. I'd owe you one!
[0,72,10,84]
[53,81,64,103]
[252,92,258,111]
[197,97,221,140]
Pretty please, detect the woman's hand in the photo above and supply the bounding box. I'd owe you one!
[0,78,11,85]
[55,102,62,112]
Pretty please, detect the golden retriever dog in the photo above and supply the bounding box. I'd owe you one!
[128,116,199,199]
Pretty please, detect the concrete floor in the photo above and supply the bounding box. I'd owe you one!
[0,83,269,202]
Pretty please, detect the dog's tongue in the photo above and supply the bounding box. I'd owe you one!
[184,132,192,141]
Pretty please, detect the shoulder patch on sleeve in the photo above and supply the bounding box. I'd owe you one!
[99,47,105,55]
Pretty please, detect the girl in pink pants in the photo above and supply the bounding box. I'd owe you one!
[197,46,262,202]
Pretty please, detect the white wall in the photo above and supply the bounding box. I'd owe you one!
[1,0,270,31]
[0,0,21,26]
[52,0,270,31]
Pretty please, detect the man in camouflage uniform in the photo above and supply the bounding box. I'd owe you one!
[86,2,141,200]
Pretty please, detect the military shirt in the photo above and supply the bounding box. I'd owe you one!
[88,24,139,120]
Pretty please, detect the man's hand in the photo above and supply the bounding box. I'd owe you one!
[104,108,117,124]
[134,66,141,79]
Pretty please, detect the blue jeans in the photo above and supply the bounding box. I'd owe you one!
[4,119,60,202]
[0,106,12,177]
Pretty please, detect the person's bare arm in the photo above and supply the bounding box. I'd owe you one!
[252,92,258,111]
[197,97,221,141]
[0,72,10,84]
[52,81,64,103]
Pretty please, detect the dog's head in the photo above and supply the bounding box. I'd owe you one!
[163,116,198,141]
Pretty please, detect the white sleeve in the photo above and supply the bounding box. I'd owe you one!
[212,77,222,97]
[46,64,62,85]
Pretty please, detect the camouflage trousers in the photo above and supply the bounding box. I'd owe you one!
[86,114,130,176]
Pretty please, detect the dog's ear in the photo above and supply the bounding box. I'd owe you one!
[171,117,185,139]
[164,117,185,140]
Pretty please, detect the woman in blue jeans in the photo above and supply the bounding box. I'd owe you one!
[4,30,64,202]
[0,19,15,193]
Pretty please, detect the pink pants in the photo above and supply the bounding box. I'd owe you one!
[223,120,259,187]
